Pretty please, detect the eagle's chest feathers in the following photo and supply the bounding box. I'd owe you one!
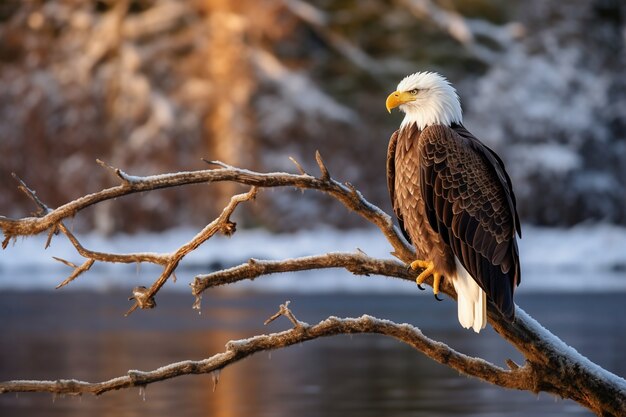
[393,126,455,276]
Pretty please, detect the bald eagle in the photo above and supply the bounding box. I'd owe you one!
[385,72,521,332]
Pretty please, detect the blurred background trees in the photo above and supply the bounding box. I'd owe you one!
[1,0,624,233]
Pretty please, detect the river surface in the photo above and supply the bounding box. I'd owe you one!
[0,290,624,417]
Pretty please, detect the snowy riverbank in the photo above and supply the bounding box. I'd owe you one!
[1,225,625,292]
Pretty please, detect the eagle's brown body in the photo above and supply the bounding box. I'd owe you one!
[387,122,521,320]
[389,124,455,277]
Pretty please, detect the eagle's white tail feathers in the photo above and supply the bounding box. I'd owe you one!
[452,257,487,333]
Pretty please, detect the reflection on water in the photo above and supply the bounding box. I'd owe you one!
[0,289,624,417]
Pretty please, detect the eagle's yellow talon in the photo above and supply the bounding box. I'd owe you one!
[411,260,434,285]
[432,272,442,295]
[410,260,442,297]
[410,259,431,270]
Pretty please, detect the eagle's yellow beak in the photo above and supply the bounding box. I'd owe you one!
[386,90,415,113]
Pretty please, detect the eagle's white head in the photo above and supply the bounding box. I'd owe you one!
[386,71,462,130]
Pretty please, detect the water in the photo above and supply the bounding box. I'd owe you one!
[0,290,624,416]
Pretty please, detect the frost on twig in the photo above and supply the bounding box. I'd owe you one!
[96,159,132,184]
[264,301,305,329]
[289,156,309,176]
[128,286,157,310]
[54,258,96,289]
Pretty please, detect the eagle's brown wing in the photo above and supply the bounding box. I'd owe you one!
[387,129,412,244]
[418,124,521,320]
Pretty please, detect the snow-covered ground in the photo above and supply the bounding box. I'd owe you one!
[1,225,625,292]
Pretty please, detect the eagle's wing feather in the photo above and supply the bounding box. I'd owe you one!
[387,130,412,244]
[418,125,520,320]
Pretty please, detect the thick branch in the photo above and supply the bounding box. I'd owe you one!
[0,310,531,397]
[191,252,423,296]
[488,307,626,416]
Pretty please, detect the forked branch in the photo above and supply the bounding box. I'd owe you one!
[3,173,259,314]
[0,155,414,261]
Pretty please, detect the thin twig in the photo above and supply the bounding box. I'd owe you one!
[315,150,330,182]
[97,158,130,183]
[13,173,50,216]
[264,300,302,327]
[59,222,167,265]
[201,158,232,169]
[55,259,96,289]
[288,156,308,176]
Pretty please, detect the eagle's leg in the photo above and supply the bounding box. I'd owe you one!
[411,260,443,299]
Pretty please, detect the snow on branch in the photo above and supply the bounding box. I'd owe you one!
[251,48,356,136]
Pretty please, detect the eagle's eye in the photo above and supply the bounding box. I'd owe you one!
[409,89,419,95]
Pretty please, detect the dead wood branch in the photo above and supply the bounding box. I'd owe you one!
[193,251,626,414]
[0,307,532,397]
[0,157,414,262]
[191,252,420,296]
[3,174,258,314]
[122,186,258,316]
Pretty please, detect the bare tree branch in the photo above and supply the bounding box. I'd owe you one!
[189,248,626,415]
[191,252,421,297]
[1,157,414,314]
[122,186,258,315]
[55,258,96,289]
[0,158,415,262]
[3,173,259,314]
[0,305,532,397]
